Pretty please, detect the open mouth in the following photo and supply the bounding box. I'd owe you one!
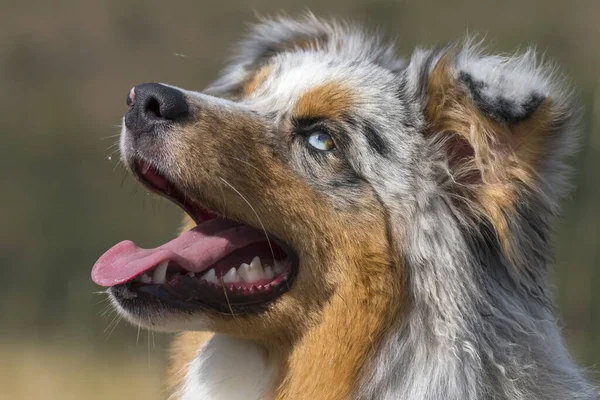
[92,158,298,314]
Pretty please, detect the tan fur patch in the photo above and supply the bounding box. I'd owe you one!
[425,57,561,256]
[273,217,404,400]
[241,64,273,97]
[294,82,355,119]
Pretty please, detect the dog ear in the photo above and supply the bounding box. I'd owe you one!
[205,14,332,98]
[410,44,577,255]
[206,14,403,98]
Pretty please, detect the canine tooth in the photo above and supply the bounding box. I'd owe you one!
[152,260,169,284]
[140,273,152,284]
[250,256,262,269]
[264,266,274,279]
[186,272,195,278]
[223,267,241,283]
[202,269,218,284]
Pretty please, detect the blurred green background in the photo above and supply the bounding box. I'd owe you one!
[1,0,598,398]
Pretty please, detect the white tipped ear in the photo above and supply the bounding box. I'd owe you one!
[409,43,577,252]
[205,14,332,97]
[206,15,404,98]
[453,47,558,124]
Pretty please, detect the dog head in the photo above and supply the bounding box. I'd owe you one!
[93,15,574,349]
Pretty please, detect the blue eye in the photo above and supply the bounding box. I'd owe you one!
[307,131,335,151]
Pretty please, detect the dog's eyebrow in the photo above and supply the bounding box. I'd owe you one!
[291,116,326,129]
[293,82,354,120]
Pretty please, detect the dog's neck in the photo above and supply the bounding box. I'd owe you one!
[178,334,278,400]
[355,193,595,400]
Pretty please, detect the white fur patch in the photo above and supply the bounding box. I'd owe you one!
[177,334,278,400]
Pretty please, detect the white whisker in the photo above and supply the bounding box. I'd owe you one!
[136,324,141,346]
[219,177,276,263]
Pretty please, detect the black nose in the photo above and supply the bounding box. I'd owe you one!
[124,83,189,133]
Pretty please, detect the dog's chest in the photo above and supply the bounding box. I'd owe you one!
[180,334,277,400]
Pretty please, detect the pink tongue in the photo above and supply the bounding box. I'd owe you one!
[91,218,267,287]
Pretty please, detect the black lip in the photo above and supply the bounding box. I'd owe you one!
[110,268,297,316]
[111,239,299,315]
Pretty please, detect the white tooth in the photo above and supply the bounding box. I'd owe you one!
[141,161,151,174]
[152,260,169,284]
[250,256,262,270]
[264,266,274,279]
[186,272,195,278]
[202,269,218,284]
[223,267,241,283]
[140,273,152,284]
[239,257,265,283]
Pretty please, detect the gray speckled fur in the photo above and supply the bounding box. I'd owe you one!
[203,14,597,400]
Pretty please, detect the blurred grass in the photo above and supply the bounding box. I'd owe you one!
[0,340,164,400]
[0,0,598,398]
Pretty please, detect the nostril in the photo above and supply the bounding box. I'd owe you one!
[145,97,163,119]
[125,83,190,132]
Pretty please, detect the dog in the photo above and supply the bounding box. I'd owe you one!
[92,14,597,400]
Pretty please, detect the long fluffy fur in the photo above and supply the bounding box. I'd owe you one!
[357,40,597,400]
